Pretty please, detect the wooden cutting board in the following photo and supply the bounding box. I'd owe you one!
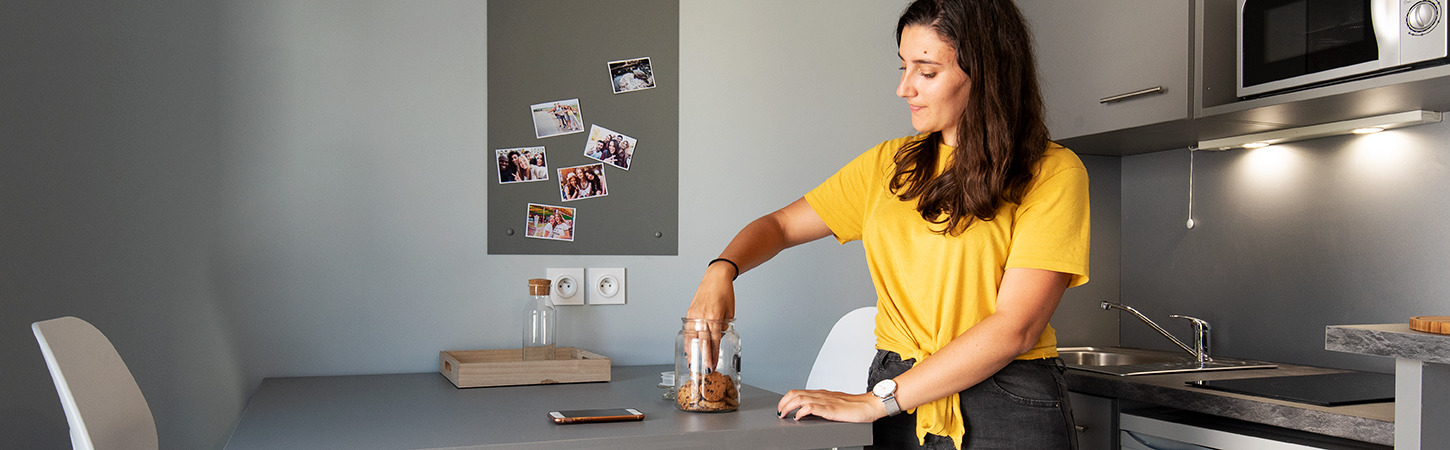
[1409,316,1450,335]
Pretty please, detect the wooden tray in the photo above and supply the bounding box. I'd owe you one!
[439,347,611,388]
[1409,316,1450,335]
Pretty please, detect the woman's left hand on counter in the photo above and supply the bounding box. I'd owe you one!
[776,389,885,423]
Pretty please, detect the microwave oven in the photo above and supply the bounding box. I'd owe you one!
[1238,0,1449,99]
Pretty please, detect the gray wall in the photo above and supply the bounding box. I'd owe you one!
[0,1,1120,448]
[1066,155,1122,348]
[1120,125,1450,373]
[1,1,247,448]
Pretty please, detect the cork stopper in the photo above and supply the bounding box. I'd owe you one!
[528,278,551,296]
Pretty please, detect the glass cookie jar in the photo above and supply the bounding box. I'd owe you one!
[673,318,741,412]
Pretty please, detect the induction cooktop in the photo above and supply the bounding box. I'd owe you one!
[1188,372,1394,407]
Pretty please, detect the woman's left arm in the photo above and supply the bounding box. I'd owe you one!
[777,267,1070,422]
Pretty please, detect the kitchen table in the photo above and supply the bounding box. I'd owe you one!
[223,364,872,449]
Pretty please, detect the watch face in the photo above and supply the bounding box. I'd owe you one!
[873,379,896,397]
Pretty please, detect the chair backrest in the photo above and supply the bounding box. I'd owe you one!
[32,316,158,450]
[804,306,878,394]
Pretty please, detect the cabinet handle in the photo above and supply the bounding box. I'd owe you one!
[1099,86,1165,103]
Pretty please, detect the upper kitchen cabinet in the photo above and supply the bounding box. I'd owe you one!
[1020,0,1195,156]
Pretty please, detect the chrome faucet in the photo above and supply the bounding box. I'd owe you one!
[1100,301,1212,365]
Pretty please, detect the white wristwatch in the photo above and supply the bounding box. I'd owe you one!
[871,378,902,416]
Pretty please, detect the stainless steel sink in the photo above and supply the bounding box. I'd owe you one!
[1058,347,1185,366]
[1057,346,1278,376]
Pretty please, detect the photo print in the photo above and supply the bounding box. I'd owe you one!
[495,146,549,184]
[608,57,656,94]
[556,163,609,202]
[530,98,584,138]
[525,203,575,242]
[583,125,636,170]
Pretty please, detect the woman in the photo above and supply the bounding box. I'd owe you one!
[584,170,605,196]
[600,139,618,163]
[685,1,1089,448]
[550,213,571,239]
[512,151,535,181]
[545,213,567,239]
[529,153,548,180]
[535,215,553,237]
[561,172,580,200]
[573,171,594,198]
[616,140,632,169]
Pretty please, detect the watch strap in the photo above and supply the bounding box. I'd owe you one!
[881,394,901,416]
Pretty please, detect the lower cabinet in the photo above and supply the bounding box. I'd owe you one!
[1118,408,1390,450]
[1069,391,1117,450]
[1072,392,1390,450]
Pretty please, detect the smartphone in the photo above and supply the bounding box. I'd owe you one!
[548,408,645,424]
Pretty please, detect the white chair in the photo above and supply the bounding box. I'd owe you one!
[32,316,158,450]
[805,306,878,394]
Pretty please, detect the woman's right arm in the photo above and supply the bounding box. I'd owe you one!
[686,197,833,322]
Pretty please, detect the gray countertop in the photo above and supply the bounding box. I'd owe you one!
[224,365,871,449]
[1063,354,1394,446]
[1326,323,1450,364]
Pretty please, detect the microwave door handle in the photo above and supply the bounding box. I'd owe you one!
[1099,86,1165,104]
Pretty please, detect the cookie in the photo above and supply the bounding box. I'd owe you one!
[701,371,729,402]
[676,381,700,408]
[676,372,739,412]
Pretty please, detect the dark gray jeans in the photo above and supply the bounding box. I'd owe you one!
[866,350,1078,449]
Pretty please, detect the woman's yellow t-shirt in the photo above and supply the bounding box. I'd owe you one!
[803,135,1091,447]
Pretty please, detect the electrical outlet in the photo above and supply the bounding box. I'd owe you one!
[547,268,585,306]
[587,268,626,305]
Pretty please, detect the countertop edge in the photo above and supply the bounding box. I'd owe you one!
[1326,324,1450,364]
[1065,364,1394,446]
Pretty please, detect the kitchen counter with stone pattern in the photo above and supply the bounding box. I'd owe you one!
[1326,323,1450,364]
[1327,323,1450,450]
[1064,357,1393,446]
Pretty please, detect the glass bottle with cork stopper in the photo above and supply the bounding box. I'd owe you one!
[523,278,557,361]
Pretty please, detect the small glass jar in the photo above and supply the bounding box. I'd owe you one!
[522,278,556,361]
[674,318,740,412]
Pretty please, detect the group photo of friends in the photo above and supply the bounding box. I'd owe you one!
[608,57,655,94]
[556,163,608,201]
[495,146,549,184]
[524,203,574,242]
[530,99,584,138]
[583,125,636,170]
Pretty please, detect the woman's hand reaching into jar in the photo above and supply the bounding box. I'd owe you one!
[684,260,737,371]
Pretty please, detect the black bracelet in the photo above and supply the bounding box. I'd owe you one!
[708,258,740,281]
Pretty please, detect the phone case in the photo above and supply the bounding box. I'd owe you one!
[549,409,645,424]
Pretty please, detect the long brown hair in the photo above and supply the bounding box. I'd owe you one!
[890,0,1050,235]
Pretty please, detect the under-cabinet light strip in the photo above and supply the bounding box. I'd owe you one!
[1196,110,1442,151]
